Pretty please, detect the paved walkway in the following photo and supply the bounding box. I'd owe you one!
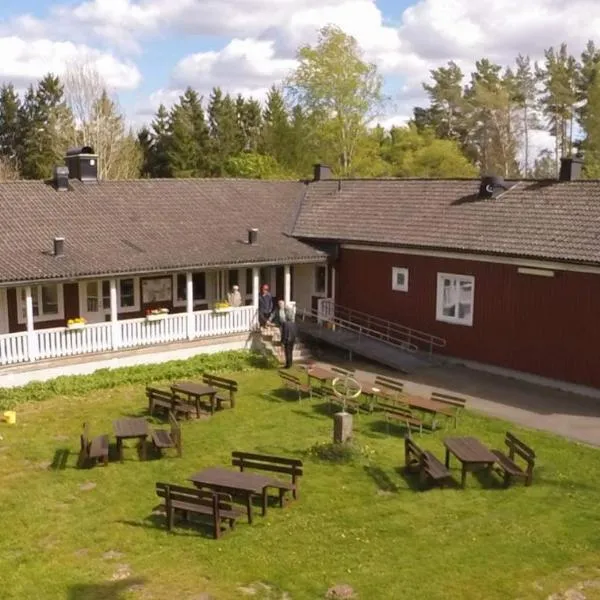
[316,357,600,447]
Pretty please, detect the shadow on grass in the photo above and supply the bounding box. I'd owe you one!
[51,448,71,470]
[67,578,146,600]
[311,401,334,417]
[262,388,303,403]
[367,420,411,438]
[290,409,323,421]
[119,512,234,540]
[363,465,399,492]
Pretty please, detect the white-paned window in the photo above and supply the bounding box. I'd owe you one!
[173,272,207,306]
[391,267,409,292]
[81,278,139,315]
[18,284,64,323]
[436,273,475,326]
[314,265,327,295]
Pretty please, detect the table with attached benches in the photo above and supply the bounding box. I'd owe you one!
[113,417,149,462]
[172,381,218,417]
[443,436,497,488]
[188,467,276,524]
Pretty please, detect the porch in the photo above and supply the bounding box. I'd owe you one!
[0,262,332,367]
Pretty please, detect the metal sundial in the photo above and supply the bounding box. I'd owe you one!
[332,375,362,413]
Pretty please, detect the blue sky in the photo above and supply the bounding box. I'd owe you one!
[0,0,598,139]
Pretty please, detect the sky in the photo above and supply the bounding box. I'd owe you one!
[1,0,600,145]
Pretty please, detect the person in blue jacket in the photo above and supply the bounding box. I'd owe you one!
[258,283,274,327]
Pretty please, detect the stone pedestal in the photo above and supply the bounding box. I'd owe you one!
[333,411,353,444]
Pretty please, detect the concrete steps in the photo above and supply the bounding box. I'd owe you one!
[257,327,312,365]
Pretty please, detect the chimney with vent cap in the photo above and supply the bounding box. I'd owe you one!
[53,237,65,257]
[248,228,258,245]
[313,164,332,181]
[65,146,98,183]
[559,152,584,181]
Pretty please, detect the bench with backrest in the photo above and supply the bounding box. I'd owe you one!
[231,451,303,504]
[377,401,424,436]
[146,386,194,420]
[278,370,312,401]
[330,365,355,377]
[155,483,242,539]
[491,432,535,487]
[374,375,405,403]
[404,436,452,488]
[430,391,467,427]
[151,412,182,457]
[79,422,109,467]
[324,380,365,414]
[202,374,238,409]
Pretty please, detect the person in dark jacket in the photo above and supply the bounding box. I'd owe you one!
[258,284,273,327]
[280,310,298,369]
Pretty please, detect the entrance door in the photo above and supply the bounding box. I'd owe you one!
[0,288,8,333]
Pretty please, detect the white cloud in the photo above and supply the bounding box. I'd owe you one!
[0,36,141,90]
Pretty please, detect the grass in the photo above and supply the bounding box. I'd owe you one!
[1,367,600,600]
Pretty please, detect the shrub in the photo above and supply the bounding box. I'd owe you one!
[307,439,375,464]
[0,350,273,410]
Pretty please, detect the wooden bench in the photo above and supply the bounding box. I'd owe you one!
[79,422,109,467]
[278,370,312,401]
[232,451,304,503]
[404,436,452,488]
[377,401,424,436]
[146,386,194,420]
[374,375,405,402]
[202,374,238,409]
[155,483,242,539]
[151,412,182,457]
[330,366,355,377]
[491,432,535,487]
[430,391,467,427]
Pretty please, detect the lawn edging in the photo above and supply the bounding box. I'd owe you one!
[0,349,276,410]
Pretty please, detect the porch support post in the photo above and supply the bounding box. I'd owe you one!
[331,265,336,303]
[109,278,121,350]
[284,265,291,305]
[25,286,38,361]
[186,272,195,340]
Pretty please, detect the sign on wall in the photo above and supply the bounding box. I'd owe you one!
[142,277,172,304]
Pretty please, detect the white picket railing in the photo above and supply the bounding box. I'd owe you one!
[0,306,257,366]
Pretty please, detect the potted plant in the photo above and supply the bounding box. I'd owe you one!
[145,307,169,322]
[213,300,231,314]
[66,317,86,330]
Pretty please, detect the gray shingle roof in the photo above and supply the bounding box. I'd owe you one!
[292,179,600,265]
[0,178,324,283]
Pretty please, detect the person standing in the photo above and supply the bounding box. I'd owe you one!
[258,284,273,327]
[280,309,298,369]
[227,285,243,307]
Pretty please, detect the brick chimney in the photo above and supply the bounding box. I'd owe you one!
[559,153,584,181]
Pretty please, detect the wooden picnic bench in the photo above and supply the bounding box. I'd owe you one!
[278,370,312,401]
[172,381,218,417]
[376,401,424,435]
[444,436,497,488]
[374,375,405,401]
[79,422,109,467]
[146,386,194,420]
[404,436,452,488]
[151,412,182,458]
[155,483,242,539]
[232,451,303,503]
[202,373,238,409]
[430,391,467,427]
[491,432,535,487]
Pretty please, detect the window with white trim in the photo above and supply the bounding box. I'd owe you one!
[314,265,327,295]
[391,267,409,292]
[17,284,64,323]
[81,278,140,315]
[436,273,475,326]
[173,272,207,306]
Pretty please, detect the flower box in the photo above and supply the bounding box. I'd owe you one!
[213,307,232,314]
[66,323,85,331]
[146,313,167,322]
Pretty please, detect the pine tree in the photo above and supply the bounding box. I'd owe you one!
[0,84,21,170]
[576,40,600,126]
[167,102,198,178]
[261,86,292,166]
[180,87,210,175]
[581,64,600,177]
[207,88,243,176]
[512,55,539,176]
[149,104,172,177]
[237,96,262,152]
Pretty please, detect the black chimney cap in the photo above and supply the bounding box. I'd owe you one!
[559,155,584,181]
[66,146,95,156]
[478,175,507,200]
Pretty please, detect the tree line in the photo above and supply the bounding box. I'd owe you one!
[2,28,600,181]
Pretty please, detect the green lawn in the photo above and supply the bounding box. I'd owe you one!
[1,366,600,600]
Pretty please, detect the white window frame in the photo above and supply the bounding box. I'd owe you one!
[391,267,409,292]
[17,283,65,324]
[79,277,140,316]
[435,273,475,327]
[172,272,207,307]
[313,264,328,296]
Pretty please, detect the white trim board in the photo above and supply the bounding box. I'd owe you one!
[340,244,600,275]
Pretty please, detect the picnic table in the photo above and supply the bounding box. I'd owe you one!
[443,436,497,488]
[113,418,149,462]
[172,381,218,416]
[189,467,276,524]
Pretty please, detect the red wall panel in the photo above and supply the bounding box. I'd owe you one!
[335,248,600,389]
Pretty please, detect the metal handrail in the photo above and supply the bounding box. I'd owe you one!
[317,300,446,356]
[298,307,420,354]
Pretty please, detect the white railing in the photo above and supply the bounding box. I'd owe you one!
[0,306,257,366]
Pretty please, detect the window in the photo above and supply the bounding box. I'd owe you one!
[81,278,139,315]
[391,267,409,292]
[314,265,327,295]
[173,272,206,306]
[228,269,239,289]
[436,273,475,326]
[18,284,64,323]
[119,279,135,308]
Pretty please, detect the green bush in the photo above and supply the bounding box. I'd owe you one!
[0,350,275,410]
[307,439,375,464]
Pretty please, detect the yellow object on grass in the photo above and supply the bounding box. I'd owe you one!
[3,411,16,424]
